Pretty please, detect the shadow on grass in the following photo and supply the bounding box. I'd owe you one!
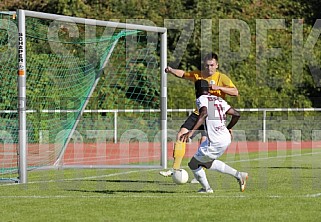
[72,179,176,186]
[269,166,321,169]
[66,189,176,194]
[249,166,321,170]
[64,179,188,194]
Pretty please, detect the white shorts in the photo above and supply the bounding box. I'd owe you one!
[193,139,230,163]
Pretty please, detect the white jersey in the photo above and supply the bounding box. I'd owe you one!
[194,95,231,161]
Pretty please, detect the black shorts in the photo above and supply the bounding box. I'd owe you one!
[180,112,207,138]
[188,157,214,170]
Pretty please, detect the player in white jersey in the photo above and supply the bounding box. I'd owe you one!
[180,80,248,193]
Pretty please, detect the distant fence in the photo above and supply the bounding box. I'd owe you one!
[2,108,321,143]
[81,108,321,142]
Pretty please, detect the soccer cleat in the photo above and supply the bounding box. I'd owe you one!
[159,169,173,177]
[198,188,214,193]
[237,172,248,192]
[190,178,200,184]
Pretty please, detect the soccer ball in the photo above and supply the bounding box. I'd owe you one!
[172,169,189,184]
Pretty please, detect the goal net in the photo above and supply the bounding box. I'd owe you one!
[0,10,167,183]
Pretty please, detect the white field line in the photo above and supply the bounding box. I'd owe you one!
[225,150,321,163]
[1,151,321,199]
[0,194,320,199]
[0,169,157,187]
[0,195,247,199]
[306,193,321,198]
[1,150,321,187]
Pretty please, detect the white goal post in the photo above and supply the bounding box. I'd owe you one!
[13,10,168,183]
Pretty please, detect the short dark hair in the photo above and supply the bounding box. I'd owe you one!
[203,52,218,62]
[195,79,209,97]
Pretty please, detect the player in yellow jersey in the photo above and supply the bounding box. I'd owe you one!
[160,52,239,181]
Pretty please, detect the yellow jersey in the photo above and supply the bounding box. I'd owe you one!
[183,70,236,113]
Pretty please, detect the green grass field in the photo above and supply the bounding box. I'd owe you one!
[1,148,321,222]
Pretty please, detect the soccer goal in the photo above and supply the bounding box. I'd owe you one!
[0,10,167,183]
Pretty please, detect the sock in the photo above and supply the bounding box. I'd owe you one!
[210,160,239,179]
[172,141,186,169]
[192,167,210,190]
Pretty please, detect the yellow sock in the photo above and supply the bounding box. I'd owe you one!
[172,141,186,169]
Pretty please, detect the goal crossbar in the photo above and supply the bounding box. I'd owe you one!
[6,9,168,183]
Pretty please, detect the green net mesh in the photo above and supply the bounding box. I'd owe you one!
[0,12,162,179]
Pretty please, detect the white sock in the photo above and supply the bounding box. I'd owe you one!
[210,160,240,179]
[192,167,211,190]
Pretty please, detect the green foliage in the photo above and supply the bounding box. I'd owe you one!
[1,1,321,144]
[1,0,321,108]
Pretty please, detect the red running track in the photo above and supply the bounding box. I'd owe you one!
[1,141,321,167]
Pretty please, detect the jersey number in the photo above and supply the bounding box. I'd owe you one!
[214,103,225,123]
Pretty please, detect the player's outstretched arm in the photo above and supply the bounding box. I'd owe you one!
[211,85,239,96]
[165,66,185,78]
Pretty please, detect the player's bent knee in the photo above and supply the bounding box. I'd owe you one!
[189,157,214,170]
[188,157,199,170]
